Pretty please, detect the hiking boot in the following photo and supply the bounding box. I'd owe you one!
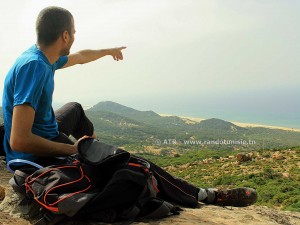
[214,187,257,207]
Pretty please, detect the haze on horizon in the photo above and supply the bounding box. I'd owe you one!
[0,0,299,128]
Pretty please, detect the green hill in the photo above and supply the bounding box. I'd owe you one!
[88,101,189,128]
[89,101,161,121]
[86,101,300,151]
[197,118,245,131]
[1,102,300,150]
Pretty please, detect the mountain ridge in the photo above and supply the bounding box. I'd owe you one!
[84,101,300,150]
[87,101,244,129]
[0,102,299,149]
[88,100,160,119]
[87,101,299,131]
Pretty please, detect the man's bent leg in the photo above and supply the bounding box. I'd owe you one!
[142,158,257,207]
[34,103,94,168]
[55,102,94,139]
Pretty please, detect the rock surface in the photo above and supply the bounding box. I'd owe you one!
[1,159,300,225]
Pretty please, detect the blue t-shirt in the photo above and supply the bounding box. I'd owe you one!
[2,45,68,163]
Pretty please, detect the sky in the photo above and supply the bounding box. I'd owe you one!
[0,0,299,128]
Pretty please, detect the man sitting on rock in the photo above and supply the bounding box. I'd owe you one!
[1,6,257,208]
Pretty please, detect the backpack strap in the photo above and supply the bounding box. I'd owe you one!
[128,162,159,196]
[24,162,91,214]
[9,169,66,225]
[121,195,182,221]
[34,210,66,225]
[9,168,38,194]
[121,205,141,222]
[139,198,182,220]
[34,211,55,225]
[119,162,181,221]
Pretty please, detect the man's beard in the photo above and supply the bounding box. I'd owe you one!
[59,47,70,56]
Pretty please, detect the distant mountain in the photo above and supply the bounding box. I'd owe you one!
[0,102,299,150]
[88,101,160,121]
[85,101,192,145]
[86,101,300,150]
[87,101,188,128]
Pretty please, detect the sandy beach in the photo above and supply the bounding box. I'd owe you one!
[159,114,300,132]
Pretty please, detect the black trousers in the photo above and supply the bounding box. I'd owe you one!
[54,102,94,143]
[50,102,199,208]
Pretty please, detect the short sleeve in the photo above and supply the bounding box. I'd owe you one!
[53,56,68,70]
[13,61,46,110]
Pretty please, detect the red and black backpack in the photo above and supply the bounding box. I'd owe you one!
[10,138,181,225]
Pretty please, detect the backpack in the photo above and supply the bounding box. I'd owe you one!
[10,138,181,225]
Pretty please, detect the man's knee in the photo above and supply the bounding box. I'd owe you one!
[66,102,84,112]
[55,102,92,138]
[57,102,85,117]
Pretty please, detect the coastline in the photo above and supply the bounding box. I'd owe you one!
[159,113,300,132]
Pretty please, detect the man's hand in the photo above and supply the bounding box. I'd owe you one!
[73,135,92,152]
[108,47,126,61]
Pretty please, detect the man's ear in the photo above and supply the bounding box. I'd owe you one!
[62,30,69,43]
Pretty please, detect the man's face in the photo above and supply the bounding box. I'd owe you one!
[60,18,76,56]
